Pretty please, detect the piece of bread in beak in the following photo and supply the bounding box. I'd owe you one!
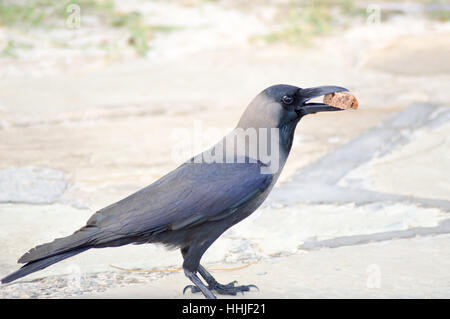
[323,92,358,110]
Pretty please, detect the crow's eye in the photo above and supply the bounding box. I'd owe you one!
[282,95,294,105]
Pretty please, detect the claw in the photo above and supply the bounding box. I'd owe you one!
[213,282,258,295]
[247,284,259,291]
[183,281,258,296]
[183,285,199,294]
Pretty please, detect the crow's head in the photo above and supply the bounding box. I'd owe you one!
[238,84,348,129]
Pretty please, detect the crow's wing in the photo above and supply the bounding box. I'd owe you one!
[7,161,272,278]
[86,161,272,242]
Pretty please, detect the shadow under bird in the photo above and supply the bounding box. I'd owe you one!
[2,84,348,299]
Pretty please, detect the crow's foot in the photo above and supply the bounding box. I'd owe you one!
[183,281,258,296]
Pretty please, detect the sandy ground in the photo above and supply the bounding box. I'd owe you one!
[79,234,450,299]
[0,1,449,298]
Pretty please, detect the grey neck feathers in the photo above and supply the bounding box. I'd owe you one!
[279,117,301,155]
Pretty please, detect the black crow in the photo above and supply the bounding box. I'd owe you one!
[1,84,348,299]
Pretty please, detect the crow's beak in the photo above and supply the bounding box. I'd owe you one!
[295,85,349,115]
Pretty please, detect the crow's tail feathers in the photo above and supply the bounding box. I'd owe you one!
[1,226,99,284]
[1,246,91,284]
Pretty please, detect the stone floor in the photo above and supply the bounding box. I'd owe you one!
[0,1,449,299]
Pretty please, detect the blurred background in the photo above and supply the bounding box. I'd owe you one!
[0,0,449,298]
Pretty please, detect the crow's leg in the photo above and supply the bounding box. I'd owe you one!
[181,244,217,299]
[184,269,216,299]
